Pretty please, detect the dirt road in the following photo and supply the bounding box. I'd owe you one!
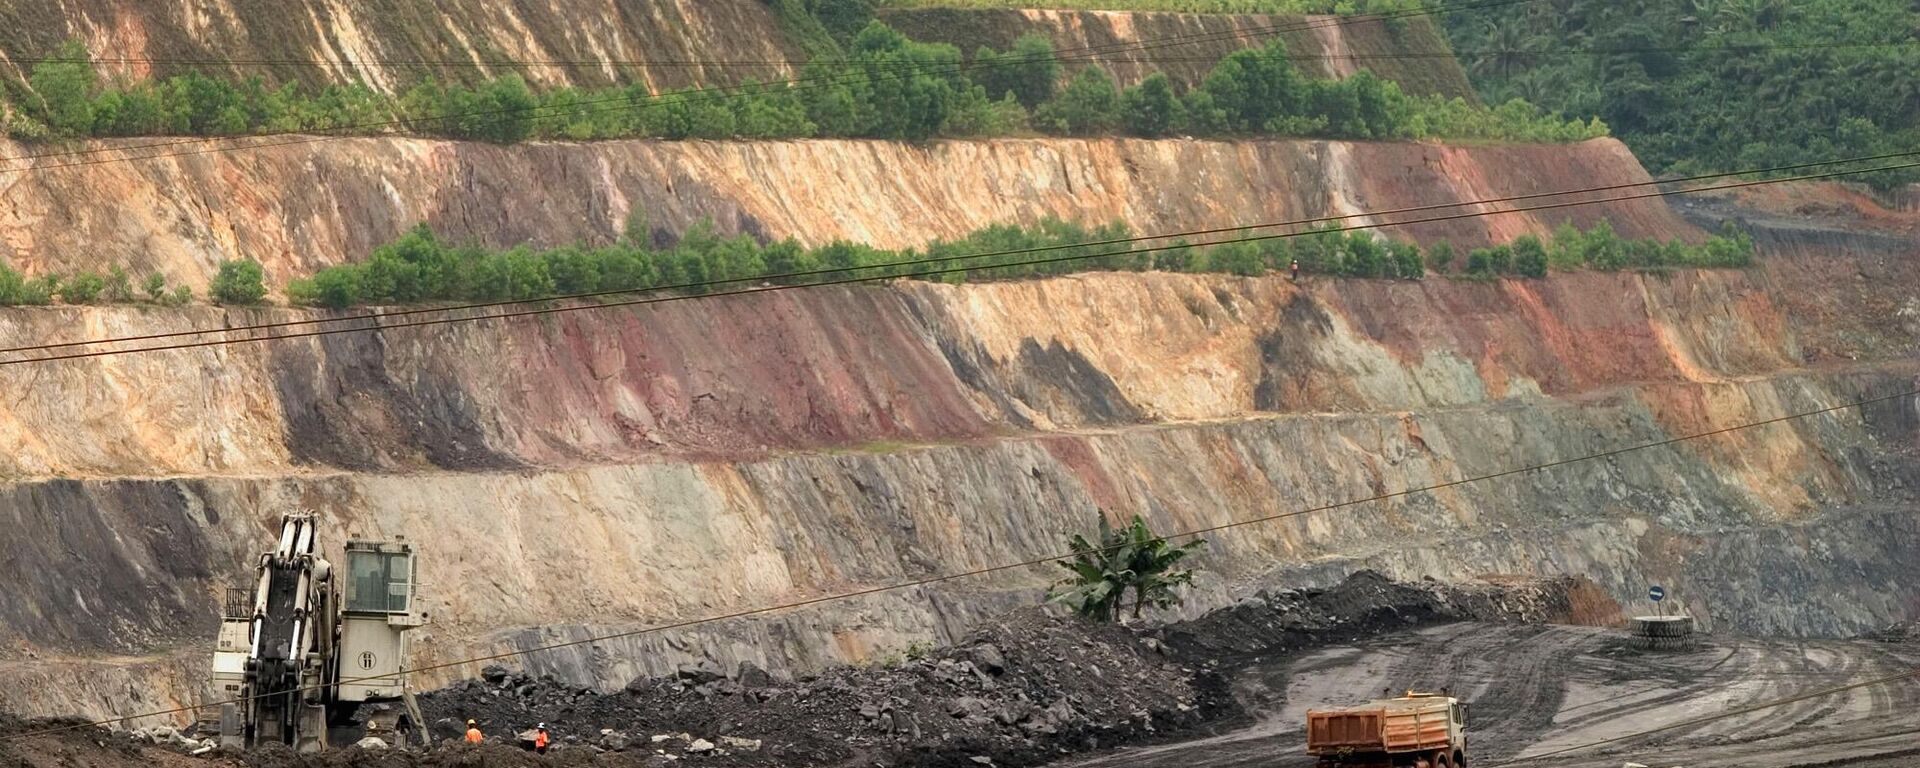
[1066,624,1920,768]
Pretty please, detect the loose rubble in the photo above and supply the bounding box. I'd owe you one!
[419,605,1227,767]
[0,572,1616,768]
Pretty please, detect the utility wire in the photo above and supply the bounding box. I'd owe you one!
[0,0,1542,170]
[5,146,1917,358]
[4,377,1912,742]
[8,39,1913,69]
[5,154,1917,368]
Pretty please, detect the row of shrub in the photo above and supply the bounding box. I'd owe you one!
[285,216,1750,308]
[1451,218,1758,276]
[0,260,266,306]
[0,265,187,306]
[0,219,1750,309]
[1453,221,1754,277]
[4,29,1601,144]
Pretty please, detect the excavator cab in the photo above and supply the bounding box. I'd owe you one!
[336,539,429,743]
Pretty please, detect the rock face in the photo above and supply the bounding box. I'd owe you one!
[0,136,1684,288]
[881,9,1475,97]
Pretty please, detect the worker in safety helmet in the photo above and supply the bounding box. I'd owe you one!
[534,723,552,754]
[465,719,484,744]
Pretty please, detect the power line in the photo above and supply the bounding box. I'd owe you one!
[8,39,1912,69]
[5,146,1916,358]
[6,153,1916,368]
[0,0,1543,171]
[4,377,1911,742]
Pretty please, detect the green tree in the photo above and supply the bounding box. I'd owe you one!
[1512,234,1549,277]
[733,82,815,138]
[103,266,133,302]
[143,273,168,302]
[848,22,963,140]
[210,259,268,305]
[59,271,106,304]
[1485,244,1514,274]
[1122,73,1184,137]
[1196,40,1308,133]
[28,41,100,137]
[974,33,1061,109]
[1426,242,1456,273]
[0,263,26,305]
[1210,241,1266,277]
[1035,67,1122,135]
[1388,241,1425,279]
[796,60,875,137]
[1048,514,1206,622]
[308,267,364,308]
[806,0,875,41]
[478,76,539,142]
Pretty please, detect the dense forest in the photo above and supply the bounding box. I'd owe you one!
[1442,0,1920,186]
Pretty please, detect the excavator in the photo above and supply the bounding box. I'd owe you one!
[209,513,429,751]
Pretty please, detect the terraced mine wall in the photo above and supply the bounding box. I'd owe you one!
[0,2,1451,96]
[0,219,1914,722]
[0,136,1679,286]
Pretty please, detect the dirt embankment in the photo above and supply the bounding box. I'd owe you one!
[0,136,1685,287]
[0,0,800,93]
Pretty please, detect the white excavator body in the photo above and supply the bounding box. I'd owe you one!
[213,513,427,752]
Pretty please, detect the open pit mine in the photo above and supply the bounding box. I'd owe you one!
[0,2,1915,768]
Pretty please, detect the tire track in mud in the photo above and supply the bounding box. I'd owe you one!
[1067,625,1920,768]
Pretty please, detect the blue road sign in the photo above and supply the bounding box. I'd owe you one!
[1649,585,1666,602]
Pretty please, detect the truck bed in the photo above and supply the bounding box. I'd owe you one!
[1306,698,1454,755]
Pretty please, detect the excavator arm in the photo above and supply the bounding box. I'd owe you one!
[224,514,335,751]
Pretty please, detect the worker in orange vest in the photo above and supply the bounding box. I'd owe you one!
[464,719,484,744]
[534,723,552,754]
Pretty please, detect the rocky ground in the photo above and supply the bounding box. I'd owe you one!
[1067,623,1920,768]
[0,572,1594,768]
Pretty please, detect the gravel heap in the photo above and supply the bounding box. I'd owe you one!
[419,606,1226,768]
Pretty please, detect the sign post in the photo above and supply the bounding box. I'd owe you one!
[1648,585,1666,616]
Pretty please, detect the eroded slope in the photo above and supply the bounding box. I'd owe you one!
[0,0,801,92]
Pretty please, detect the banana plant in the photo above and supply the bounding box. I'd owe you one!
[1048,514,1206,622]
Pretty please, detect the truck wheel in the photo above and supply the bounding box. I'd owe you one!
[1454,750,1466,767]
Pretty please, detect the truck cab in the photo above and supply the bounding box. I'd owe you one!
[1306,690,1467,768]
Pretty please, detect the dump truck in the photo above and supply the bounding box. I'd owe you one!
[1306,690,1467,768]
